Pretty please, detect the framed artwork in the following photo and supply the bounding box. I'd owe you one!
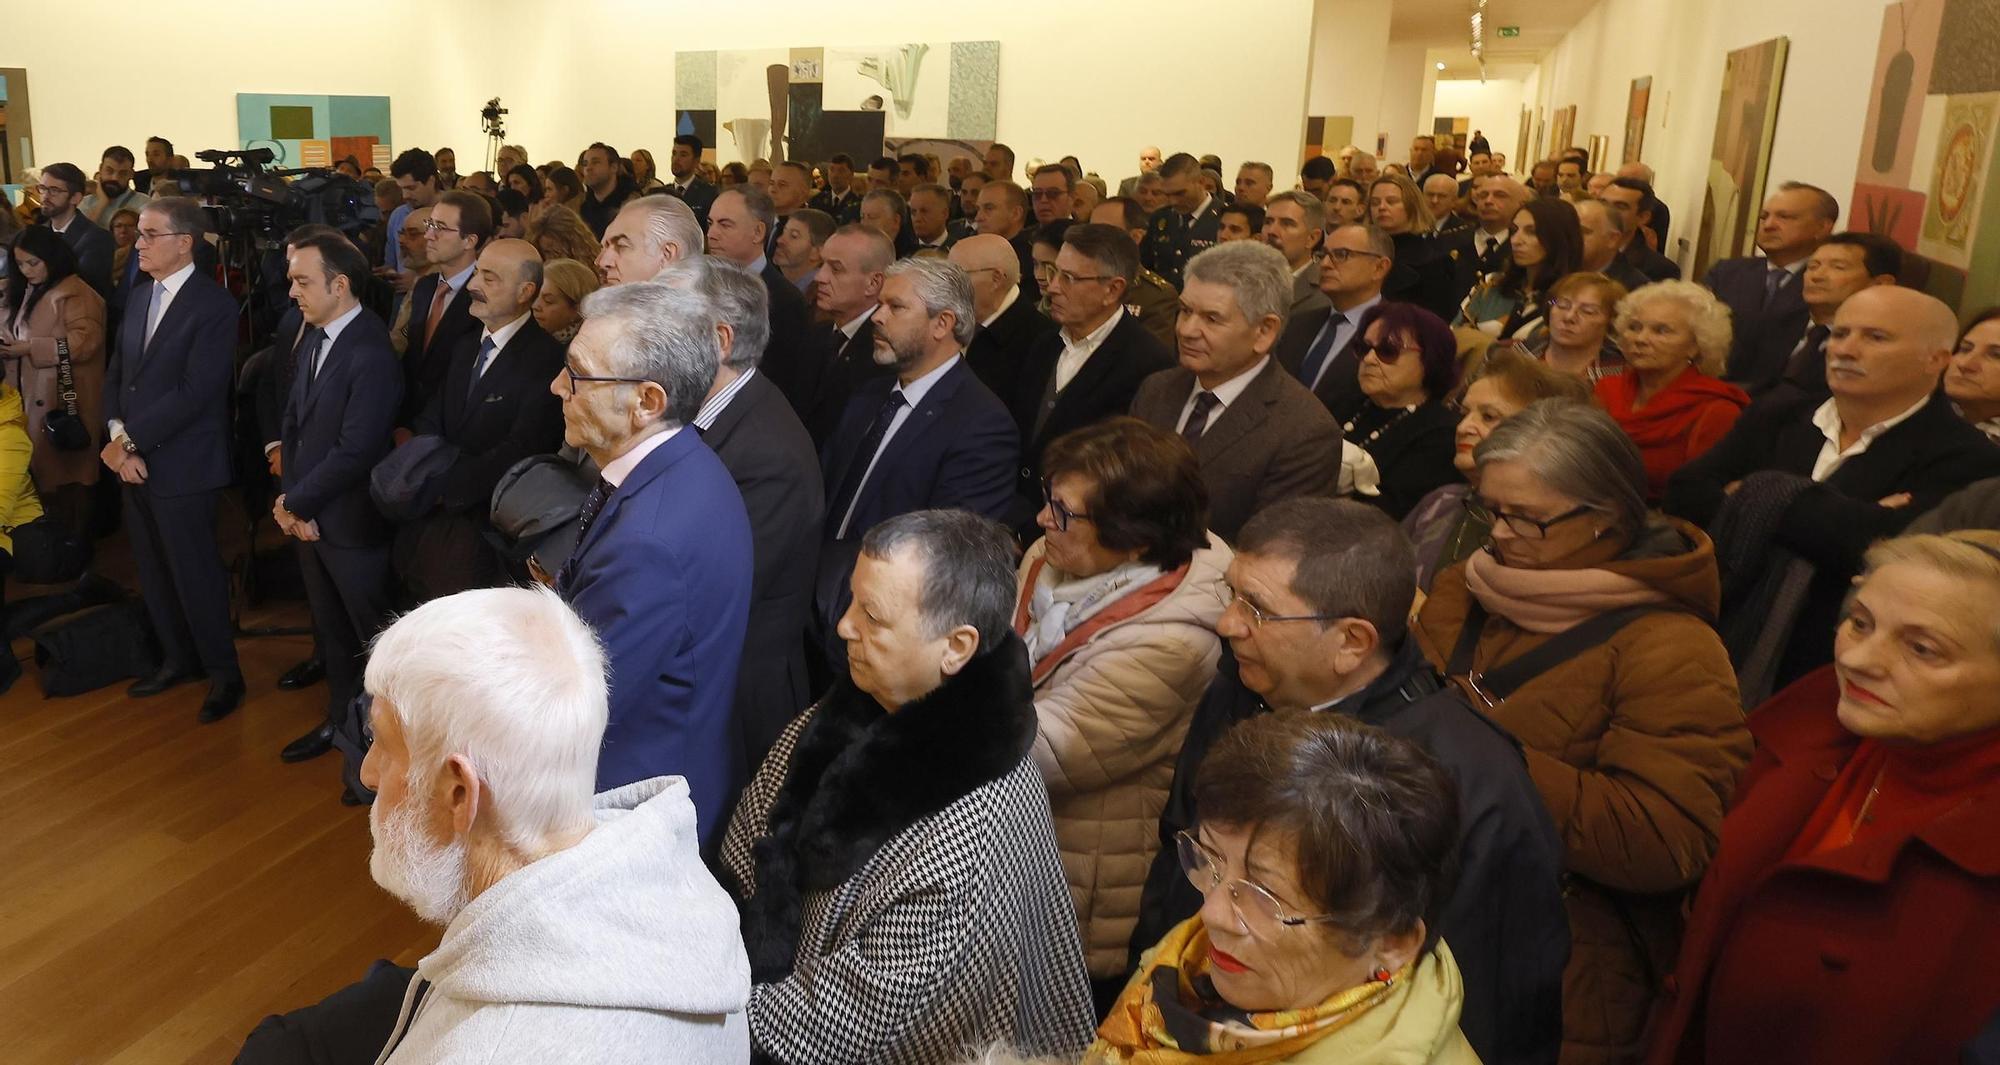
[1587,134,1611,172]
[236,94,392,171]
[1696,36,1789,276]
[1624,76,1652,163]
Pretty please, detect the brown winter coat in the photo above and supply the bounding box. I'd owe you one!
[1013,533,1231,978]
[8,275,106,488]
[1414,520,1750,1065]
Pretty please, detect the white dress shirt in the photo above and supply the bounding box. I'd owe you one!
[312,301,367,379]
[1176,357,1270,437]
[1809,395,1930,482]
[838,305,878,341]
[836,354,961,537]
[1054,307,1124,392]
[110,261,198,446]
[474,310,533,382]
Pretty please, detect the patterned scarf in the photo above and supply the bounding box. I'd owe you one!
[1087,918,1408,1064]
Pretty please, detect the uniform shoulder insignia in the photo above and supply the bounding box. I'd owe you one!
[1126,302,1144,317]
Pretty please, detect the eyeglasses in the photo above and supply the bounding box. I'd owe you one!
[1463,495,1596,539]
[558,361,655,396]
[1547,297,1608,318]
[1313,247,1386,265]
[1357,339,1412,362]
[1048,267,1108,288]
[1226,590,1339,628]
[1029,188,1070,200]
[423,219,460,233]
[135,230,191,244]
[1176,832,1339,933]
[1040,478,1093,531]
[35,185,72,198]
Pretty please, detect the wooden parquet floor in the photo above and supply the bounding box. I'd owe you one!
[0,600,435,1065]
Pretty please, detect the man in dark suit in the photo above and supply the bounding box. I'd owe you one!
[952,233,1055,419]
[660,134,719,230]
[803,224,897,443]
[399,239,566,600]
[1443,174,1525,307]
[1129,241,1342,541]
[972,179,1042,307]
[1665,287,2000,688]
[1701,182,1839,392]
[1141,153,1223,290]
[908,183,956,252]
[816,258,1018,656]
[1010,224,1173,522]
[1772,232,1902,399]
[272,235,403,764]
[101,197,245,721]
[766,161,816,260]
[1602,178,1680,283]
[658,255,826,778]
[1262,191,1334,320]
[35,163,115,296]
[399,190,490,427]
[1275,222,1392,417]
[808,153,865,224]
[705,186,817,420]
[1576,198,1652,292]
[549,281,753,852]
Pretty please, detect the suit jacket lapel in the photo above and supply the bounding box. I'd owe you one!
[1197,362,1276,461]
[296,327,351,422]
[569,430,691,573]
[878,361,967,461]
[1041,320,1127,437]
[138,276,196,368]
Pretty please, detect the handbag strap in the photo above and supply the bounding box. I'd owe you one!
[1447,601,1656,707]
[54,337,78,417]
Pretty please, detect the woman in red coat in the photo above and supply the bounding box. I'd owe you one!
[1594,281,1747,502]
[1646,529,2000,1065]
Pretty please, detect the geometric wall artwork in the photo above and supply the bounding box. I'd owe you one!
[674,42,999,167]
[1696,36,1789,278]
[236,94,393,171]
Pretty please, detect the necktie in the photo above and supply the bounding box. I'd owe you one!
[424,282,452,348]
[1785,323,1832,382]
[1181,391,1220,445]
[143,280,165,347]
[1298,312,1347,389]
[1764,266,1791,305]
[831,390,908,537]
[574,476,614,544]
[467,336,497,399]
[299,326,326,388]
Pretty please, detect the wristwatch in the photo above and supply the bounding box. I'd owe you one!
[120,434,138,454]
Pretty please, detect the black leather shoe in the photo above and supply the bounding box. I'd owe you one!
[197,678,246,724]
[128,667,198,698]
[281,722,337,763]
[276,658,326,691]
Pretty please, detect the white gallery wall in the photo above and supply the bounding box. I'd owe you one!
[1430,78,1530,162]
[3,0,1315,187]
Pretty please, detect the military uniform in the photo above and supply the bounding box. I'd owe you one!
[809,187,864,225]
[1141,196,1222,291]
[1125,268,1180,351]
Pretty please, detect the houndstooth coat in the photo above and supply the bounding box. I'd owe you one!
[721,635,1097,1065]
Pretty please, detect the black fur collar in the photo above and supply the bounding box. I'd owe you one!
[739,634,1037,981]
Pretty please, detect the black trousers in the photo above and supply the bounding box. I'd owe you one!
[235,959,412,1065]
[296,538,391,721]
[123,485,239,681]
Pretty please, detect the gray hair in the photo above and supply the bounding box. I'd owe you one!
[1617,279,1734,376]
[726,185,778,243]
[1183,241,1291,326]
[1267,188,1326,233]
[1474,399,1649,538]
[1579,197,1629,236]
[1335,221,1397,261]
[577,281,719,425]
[859,509,1019,651]
[884,257,977,346]
[655,255,771,370]
[620,196,704,267]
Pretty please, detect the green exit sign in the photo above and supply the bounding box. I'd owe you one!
[1498,25,1520,37]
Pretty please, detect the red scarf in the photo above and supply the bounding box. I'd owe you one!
[1595,368,1748,448]
[1791,725,2000,860]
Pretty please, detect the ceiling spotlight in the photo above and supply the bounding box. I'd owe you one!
[1436,61,1447,70]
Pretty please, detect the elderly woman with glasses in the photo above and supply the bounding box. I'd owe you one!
[1413,399,1749,1065]
[1595,280,1748,502]
[1014,417,1232,1015]
[1091,711,1477,1064]
[1338,302,1462,520]
[1645,530,2000,1065]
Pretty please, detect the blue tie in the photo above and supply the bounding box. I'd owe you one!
[1298,311,1346,390]
[143,280,165,347]
[830,390,908,538]
[467,337,497,400]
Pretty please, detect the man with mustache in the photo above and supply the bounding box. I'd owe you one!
[81,145,151,229]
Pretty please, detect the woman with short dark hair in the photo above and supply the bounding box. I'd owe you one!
[1092,710,1476,1063]
[1340,302,1462,520]
[1014,417,1232,1014]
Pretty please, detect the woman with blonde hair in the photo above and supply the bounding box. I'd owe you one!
[533,258,600,346]
[526,206,601,270]
[1594,280,1748,502]
[629,148,667,194]
[1367,174,1454,319]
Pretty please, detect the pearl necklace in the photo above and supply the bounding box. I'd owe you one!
[1343,403,1420,448]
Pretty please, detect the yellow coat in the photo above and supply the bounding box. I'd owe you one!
[0,384,47,555]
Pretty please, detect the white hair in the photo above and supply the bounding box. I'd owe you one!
[365,585,607,851]
[619,195,705,266]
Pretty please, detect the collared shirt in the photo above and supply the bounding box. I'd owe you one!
[48,211,76,235]
[476,310,533,379]
[1054,307,1124,392]
[1176,356,1270,436]
[599,424,685,488]
[694,367,757,430]
[748,255,769,277]
[836,354,961,537]
[111,261,199,444]
[436,262,476,307]
[1810,395,1930,481]
[981,285,1021,328]
[1303,294,1382,390]
[838,304,878,341]
[313,301,367,378]
[1471,226,1509,260]
[385,203,412,272]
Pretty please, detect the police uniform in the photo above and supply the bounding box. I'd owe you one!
[1125,268,1180,351]
[1141,196,1222,291]
[810,187,864,225]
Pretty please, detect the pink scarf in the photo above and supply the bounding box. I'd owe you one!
[1462,548,1672,633]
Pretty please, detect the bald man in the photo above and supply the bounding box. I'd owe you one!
[1666,285,2000,690]
[953,233,1055,416]
[1422,173,1467,237]
[1118,145,1163,198]
[402,237,568,599]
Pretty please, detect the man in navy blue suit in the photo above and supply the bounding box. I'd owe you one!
[272,235,403,766]
[815,257,1018,655]
[102,197,245,723]
[547,281,752,851]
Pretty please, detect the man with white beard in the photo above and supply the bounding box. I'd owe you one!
[357,585,751,1062]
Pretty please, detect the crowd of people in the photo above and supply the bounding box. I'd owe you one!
[5,129,2000,1065]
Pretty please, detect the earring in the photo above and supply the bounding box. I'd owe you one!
[1370,966,1393,985]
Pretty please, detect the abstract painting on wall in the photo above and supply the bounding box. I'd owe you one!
[1303,116,1355,162]
[236,94,392,171]
[1696,37,1789,277]
[1919,92,2000,268]
[675,42,999,166]
[1624,76,1652,164]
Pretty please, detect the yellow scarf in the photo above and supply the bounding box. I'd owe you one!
[1085,918,1412,1065]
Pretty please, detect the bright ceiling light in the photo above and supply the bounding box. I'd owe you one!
[1436,61,1447,70]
